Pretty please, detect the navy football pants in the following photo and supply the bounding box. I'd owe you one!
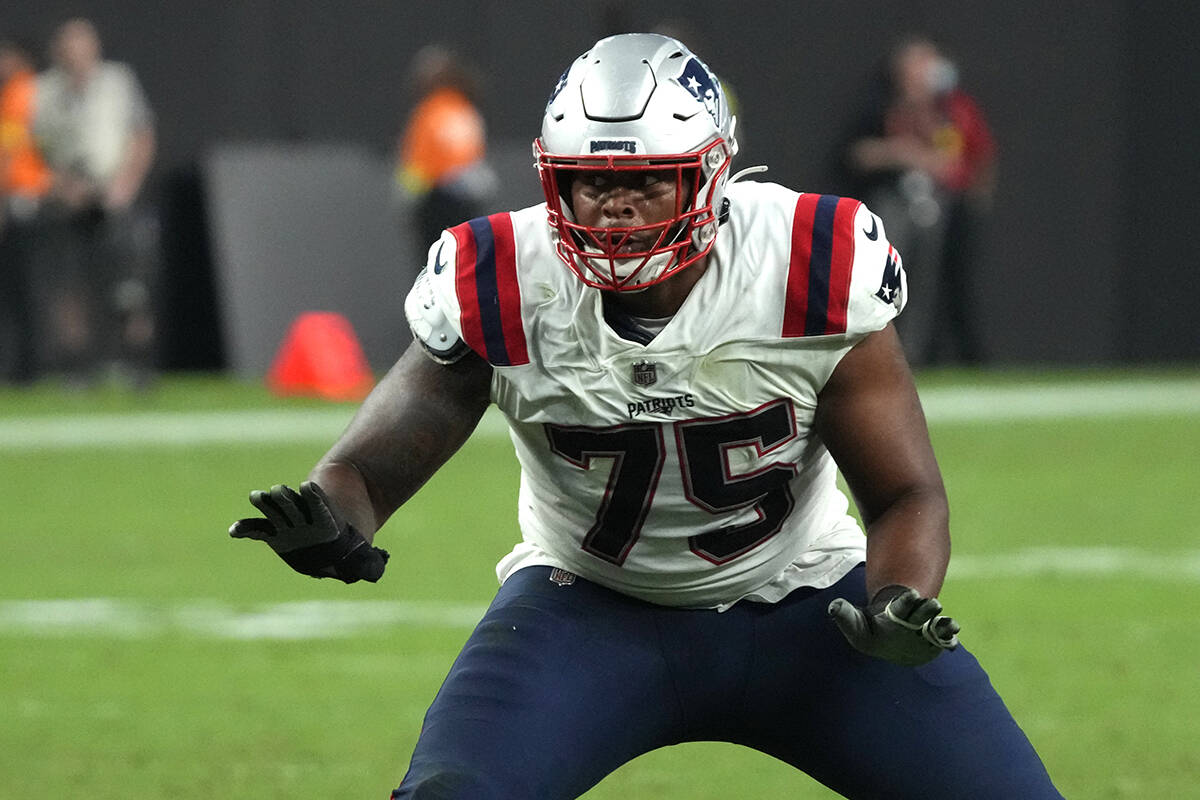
[391,564,1061,798]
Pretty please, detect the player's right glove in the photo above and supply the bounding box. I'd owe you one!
[229,481,389,584]
[827,585,960,666]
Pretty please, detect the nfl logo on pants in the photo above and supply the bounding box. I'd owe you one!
[549,568,576,586]
[632,360,657,386]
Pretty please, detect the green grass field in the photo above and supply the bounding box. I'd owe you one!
[2,369,1198,799]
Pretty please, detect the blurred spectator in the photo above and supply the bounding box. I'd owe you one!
[0,36,51,384]
[32,18,158,387]
[844,37,996,366]
[393,45,496,269]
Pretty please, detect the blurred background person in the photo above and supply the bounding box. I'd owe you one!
[844,37,996,366]
[393,44,496,271]
[32,17,158,388]
[0,36,51,385]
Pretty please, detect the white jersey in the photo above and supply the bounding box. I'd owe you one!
[406,180,906,609]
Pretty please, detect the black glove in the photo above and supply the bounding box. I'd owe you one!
[229,481,389,584]
[827,584,960,666]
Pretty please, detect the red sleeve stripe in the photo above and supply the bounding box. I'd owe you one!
[782,194,860,337]
[450,221,482,356]
[451,213,529,366]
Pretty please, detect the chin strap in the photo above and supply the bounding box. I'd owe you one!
[718,165,768,226]
[729,164,769,183]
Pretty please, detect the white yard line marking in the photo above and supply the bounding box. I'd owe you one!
[918,380,1200,423]
[948,546,1200,580]
[0,598,489,639]
[1,378,1198,451]
[1,548,1197,639]
[0,408,362,450]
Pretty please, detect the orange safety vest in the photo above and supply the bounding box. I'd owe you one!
[398,87,485,193]
[0,69,51,196]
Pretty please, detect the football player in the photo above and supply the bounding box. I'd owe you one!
[232,34,1062,799]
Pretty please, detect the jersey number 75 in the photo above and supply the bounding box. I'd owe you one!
[545,399,798,566]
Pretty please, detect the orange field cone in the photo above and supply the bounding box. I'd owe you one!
[267,311,375,401]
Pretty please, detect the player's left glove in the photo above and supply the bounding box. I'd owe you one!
[827,585,960,666]
[229,481,389,584]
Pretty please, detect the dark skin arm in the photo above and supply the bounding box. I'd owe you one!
[814,323,949,599]
[307,341,494,543]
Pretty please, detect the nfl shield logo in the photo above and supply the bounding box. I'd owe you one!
[632,361,658,386]
[549,568,576,586]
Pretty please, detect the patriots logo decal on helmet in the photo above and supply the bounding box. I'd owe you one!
[678,57,722,126]
[547,68,570,106]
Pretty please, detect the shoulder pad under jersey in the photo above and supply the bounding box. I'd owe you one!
[405,235,470,364]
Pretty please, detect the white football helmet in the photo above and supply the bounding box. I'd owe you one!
[535,33,738,291]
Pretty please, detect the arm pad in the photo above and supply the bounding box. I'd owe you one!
[405,266,470,364]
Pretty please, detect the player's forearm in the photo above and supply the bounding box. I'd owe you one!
[308,343,492,538]
[862,487,950,599]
